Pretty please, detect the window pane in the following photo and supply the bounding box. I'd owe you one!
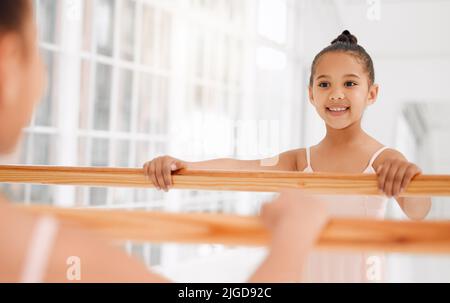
[96,0,115,56]
[190,84,204,110]
[91,138,109,166]
[112,139,130,167]
[228,39,243,86]
[137,73,153,133]
[31,134,55,165]
[82,0,94,51]
[35,49,57,127]
[149,245,161,266]
[194,30,205,78]
[77,136,88,166]
[138,75,169,134]
[120,0,136,61]
[150,77,169,134]
[75,187,88,207]
[131,244,145,261]
[135,141,149,166]
[116,69,133,132]
[158,11,172,70]
[79,60,91,129]
[141,6,155,66]
[89,187,107,206]
[93,64,112,130]
[38,0,59,44]
[30,185,53,205]
[111,188,133,205]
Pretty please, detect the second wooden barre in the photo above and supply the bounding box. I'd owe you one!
[1,165,450,196]
[17,204,450,254]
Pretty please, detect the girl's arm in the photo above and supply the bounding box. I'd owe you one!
[143,149,300,191]
[373,149,432,221]
[247,190,328,282]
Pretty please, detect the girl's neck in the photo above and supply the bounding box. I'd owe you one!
[321,120,368,149]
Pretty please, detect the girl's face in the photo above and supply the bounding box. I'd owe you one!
[0,6,46,154]
[308,52,378,130]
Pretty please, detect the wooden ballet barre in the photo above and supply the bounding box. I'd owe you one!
[16,204,450,254]
[1,165,450,196]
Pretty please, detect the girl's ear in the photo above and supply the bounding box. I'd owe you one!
[308,86,315,105]
[367,83,379,106]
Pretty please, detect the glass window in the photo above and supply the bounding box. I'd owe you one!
[141,6,155,66]
[120,0,136,61]
[37,0,59,44]
[93,64,113,130]
[96,0,116,57]
[31,134,55,165]
[150,77,169,135]
[35,49,57,127]
[91,138,109,166]
[112,139,130,167]
[30,185,53,205]
[79,60,91,129]
[111,188,133,205]
[137,73,153,134]
[158,11,172,69]
[89,187,107,206]
[115,69,133,132]
[82,0,94,52]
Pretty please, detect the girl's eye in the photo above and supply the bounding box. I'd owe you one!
[318,82,329,88]
[345,81,357,87]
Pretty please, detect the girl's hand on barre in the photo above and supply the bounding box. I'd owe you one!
[249,191,328,282]
[376,159,422,198]
[143,156,187,191]
[260,190,329,242]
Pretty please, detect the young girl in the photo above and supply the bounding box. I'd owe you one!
[144,30,432,282]
[0,0,328,282]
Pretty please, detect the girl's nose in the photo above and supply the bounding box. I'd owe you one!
[330,93,345,101]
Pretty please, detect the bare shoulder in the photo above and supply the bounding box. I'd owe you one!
[270,148,306,171]
[372,148,407,170]
[283,148,307,172]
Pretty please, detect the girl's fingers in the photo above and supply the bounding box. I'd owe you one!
[163,161,173,188]
[384,162,400,197]
[155,159,167,191]
[377,162,390,193]
[149,161,160,190]
[171,160,182,171]
[143,162,149,178]
[401,166,421,192]
[392,164,408,197]
[144,156,185,191]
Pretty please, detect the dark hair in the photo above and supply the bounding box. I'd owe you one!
[0,0,30,34]
[309,30,375,86]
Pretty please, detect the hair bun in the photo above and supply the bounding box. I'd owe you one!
[331,30,358,45]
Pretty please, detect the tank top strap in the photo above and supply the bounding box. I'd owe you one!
[20,216,59,283]
[367,146,390,169]
[305,146,311,169]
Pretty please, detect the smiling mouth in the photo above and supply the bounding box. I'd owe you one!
[326,106,350,113]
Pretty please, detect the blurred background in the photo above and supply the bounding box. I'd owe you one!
[1,0,450,282]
